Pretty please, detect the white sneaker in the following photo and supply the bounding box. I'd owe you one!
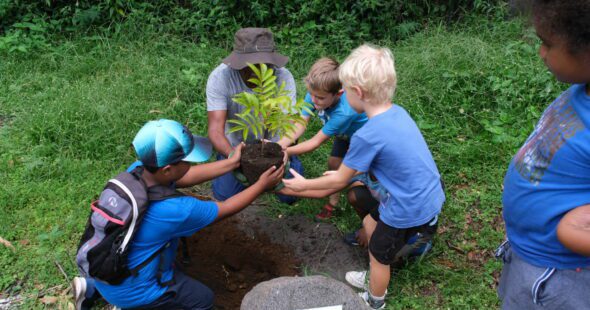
[359,291,386,309]
[71,277,87,310]
[345,270,368,289]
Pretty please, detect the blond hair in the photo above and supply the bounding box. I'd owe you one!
[304,57,341,94]
[339,44,397,104]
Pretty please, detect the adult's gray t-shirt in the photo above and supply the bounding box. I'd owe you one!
[206,63,297,147]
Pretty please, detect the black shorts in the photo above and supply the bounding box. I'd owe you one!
[330,137,350,158]
[369,217,438,266]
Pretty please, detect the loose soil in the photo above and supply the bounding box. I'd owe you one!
[180,189,368,309]
[239,142,284,185]
[180,218,299,309]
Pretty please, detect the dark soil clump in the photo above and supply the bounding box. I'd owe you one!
[180,218,300,309]
[240,141,284,185]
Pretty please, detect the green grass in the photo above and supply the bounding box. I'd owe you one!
[0,17,566,309]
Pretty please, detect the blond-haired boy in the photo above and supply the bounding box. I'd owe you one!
[278,57,368,221]
[283,45,445,309]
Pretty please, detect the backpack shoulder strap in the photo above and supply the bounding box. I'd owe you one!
[129,242,175,286]
[107,170,149,253]
[148,185,185,201]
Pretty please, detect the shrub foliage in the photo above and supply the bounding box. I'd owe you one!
[0,0,503,53]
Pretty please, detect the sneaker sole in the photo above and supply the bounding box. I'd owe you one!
[345,272,367,290]
[72,278,86,310]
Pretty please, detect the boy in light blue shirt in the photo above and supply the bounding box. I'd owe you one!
[278,57,368,221]
[283,45,445,309]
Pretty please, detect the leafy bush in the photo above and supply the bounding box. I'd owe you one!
[228,63,312,141]
[0,0,505,54]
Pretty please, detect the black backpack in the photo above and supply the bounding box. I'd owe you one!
[75,166,183,285]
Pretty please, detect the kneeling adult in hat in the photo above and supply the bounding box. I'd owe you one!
[206,27,304,204]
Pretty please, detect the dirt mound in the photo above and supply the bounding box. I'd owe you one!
[235,206,368,282]
[180,218,299,309]
[180,187,367,309]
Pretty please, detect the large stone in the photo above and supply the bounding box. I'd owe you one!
[241,276,368,310]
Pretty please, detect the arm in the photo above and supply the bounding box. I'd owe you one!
[206,67,234,157]
[208,110,234,157]
[176,144,244,188]
[277,186,339,198]
[557,204,590,256]
[283,163,357,192]
[277,115,310,148]
[214,164,285,221]
[286,130,330,156]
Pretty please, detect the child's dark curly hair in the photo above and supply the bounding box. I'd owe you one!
[532,0,590,52]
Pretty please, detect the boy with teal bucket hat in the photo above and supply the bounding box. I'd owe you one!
[72,119,284,310]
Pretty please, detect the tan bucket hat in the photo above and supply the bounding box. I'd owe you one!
[222,28,289,70]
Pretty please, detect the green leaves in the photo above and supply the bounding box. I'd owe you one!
[229,63,312,141]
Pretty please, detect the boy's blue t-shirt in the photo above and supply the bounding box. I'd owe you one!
[302,92,368,139]
[95,161,219,308]
[503,84,590,269]
[343,105,445,228]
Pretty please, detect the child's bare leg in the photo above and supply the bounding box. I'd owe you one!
[363,214,378,239]
[365,215,389,297]
[359,214,378,247]
[368,252,390,297]
[327,155,343,206]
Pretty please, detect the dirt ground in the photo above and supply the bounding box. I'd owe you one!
[234,203,368,281]
[180,217,300,309]
[180,190,368,309]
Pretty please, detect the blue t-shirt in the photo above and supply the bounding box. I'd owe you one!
[343,105,445,228]
[95,162,219,308]
[303,92,368,139]
[503,84,590,269]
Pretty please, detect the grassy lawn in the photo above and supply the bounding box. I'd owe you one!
[0,17,565,309]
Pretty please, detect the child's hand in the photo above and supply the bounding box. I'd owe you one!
[322,170,338,176]
[282,168,306,192]
[256,164,285,190]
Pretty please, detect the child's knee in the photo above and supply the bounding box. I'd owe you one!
[363,214,377,231]
[349,186,379,213]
